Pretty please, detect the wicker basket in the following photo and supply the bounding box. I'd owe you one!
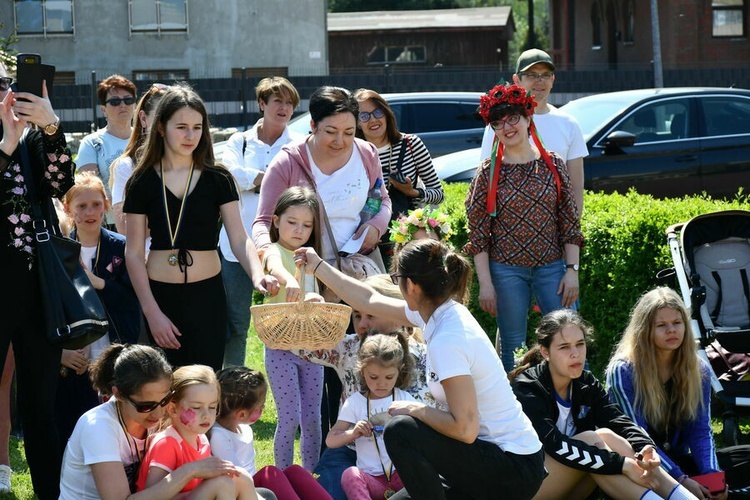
[250,266,351,350]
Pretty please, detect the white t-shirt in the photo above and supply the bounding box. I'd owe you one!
[110,155,134,206]
[59,398,145,500]
[338,389,416,476]
[209,423,257,475]
[79,244,111,360]
[555,397,577,437]
[218,124,303,262]
[405,300,542,455]
[479,105,588,163]
[308,147,369,260]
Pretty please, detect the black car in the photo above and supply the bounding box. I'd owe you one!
[560,87,750,198]
[287,91,486,158]
[434,87,750,199]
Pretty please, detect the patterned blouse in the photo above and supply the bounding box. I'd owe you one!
[0,127,75,270]
[463,153,583,267]
[295,333,430,407]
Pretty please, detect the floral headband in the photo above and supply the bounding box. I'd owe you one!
[389,208,453,245]
[477,83,537,125]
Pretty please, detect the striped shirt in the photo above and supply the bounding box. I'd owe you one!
[377,133,444,207]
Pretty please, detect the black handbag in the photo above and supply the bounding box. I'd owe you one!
[19,131,109,350]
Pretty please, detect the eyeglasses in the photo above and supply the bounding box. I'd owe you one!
[490,114,522,130]
[0,77,13,91]
[125,390,174,413]
[106,96,136,107]
[390,273,408,285]
[359,108,385,123]
[521,71,554,81]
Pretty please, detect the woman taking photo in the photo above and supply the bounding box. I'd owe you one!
[59,344,246,499]
[123,83,276,371]
[253,85,390,275]
[607,287,728,499]
[295,239,546,500]
[510,310,697,500]
[353,88,443,267]
[464,82,583,372]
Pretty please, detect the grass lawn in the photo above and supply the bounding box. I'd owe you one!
[1,329,298,499]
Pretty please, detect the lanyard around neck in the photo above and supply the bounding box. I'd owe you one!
[160,161,194,264]
[367,390,395,481]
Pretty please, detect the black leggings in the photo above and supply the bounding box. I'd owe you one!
[384,415,546,500]
[149,274,227,371]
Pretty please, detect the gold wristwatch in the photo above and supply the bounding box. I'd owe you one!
[43,118,60,136]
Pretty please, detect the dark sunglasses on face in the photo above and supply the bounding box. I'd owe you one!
[359,108,385,123]
[106,96,136,107]
[0,77,13,91]
[490,114,522,130]
[125,390,174,413]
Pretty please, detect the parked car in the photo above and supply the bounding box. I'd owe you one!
[433,87,750,199]
[432,146,482,182]
[287,91,486,158]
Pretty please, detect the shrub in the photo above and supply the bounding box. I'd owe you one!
[440,182,750,378]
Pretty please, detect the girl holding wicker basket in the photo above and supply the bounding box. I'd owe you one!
[261,186,326,472]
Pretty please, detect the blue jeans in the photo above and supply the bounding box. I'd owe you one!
[490,258,576,372]
[314,445,357,500]
[220,255,253,368]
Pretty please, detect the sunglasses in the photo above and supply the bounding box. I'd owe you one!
[0,77,13,91]
[490,114,522,130]
[359,108,385,123]
[125,390,174,413]
[106,96,136,107]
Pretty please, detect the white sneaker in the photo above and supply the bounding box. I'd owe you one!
[0,464,11,493]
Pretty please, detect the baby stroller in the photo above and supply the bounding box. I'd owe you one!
[665,209,750,447]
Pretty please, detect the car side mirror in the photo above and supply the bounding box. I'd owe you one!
[602,130,636,154]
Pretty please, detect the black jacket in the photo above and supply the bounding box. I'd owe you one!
[511,363,654,475]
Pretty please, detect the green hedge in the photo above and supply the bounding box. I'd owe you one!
[440,183,750,378]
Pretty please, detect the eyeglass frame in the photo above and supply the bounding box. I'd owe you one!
[490,114,523,130]
[520,71,555,81]
[0,77,13,91]
[390,273,409,285]
[359,108,386,123]
[124,389,174,413]
[105,96,137,107]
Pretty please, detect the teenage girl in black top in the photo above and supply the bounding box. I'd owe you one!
[124,83,278,370]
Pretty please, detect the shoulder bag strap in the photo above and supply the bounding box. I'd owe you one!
[394,135,409,174]
[297,156,341,269]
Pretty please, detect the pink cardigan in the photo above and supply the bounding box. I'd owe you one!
[252,137,392,252]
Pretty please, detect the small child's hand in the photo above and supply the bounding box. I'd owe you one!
[189,457,240,478]
[284,278,301,302]
[353,420,373,438]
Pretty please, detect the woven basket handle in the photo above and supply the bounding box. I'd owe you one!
[295,264,306,304]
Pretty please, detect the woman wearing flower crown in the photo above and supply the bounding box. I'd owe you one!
[464,82,583,373]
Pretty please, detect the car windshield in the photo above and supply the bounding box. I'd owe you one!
[561,94,645,140]
[288,113,312,136]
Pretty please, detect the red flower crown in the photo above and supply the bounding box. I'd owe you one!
[478,83,537,125]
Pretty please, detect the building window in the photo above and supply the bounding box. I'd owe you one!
[132,69,189,81]
[129,0,188,34]
[367,46,426,65]
[712,0,745,37]
[591,2,602,48]
[623,0,635,43]
[14,0,74,36]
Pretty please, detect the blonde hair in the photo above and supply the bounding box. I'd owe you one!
[607,287,702,429]
[170,364,221,409]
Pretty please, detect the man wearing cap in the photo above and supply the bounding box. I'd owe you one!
[480,48,588,212]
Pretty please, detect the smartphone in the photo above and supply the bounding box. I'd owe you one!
[16,53,44,97]
[692,471,726,494]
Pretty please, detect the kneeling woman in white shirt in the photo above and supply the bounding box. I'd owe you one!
[295,238,546,500]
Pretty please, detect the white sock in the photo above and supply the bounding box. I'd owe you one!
[640,490,661,500]
[667,483,699,500]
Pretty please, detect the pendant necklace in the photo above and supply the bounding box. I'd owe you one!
[161,160,195,266]
[367,391,396,498]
